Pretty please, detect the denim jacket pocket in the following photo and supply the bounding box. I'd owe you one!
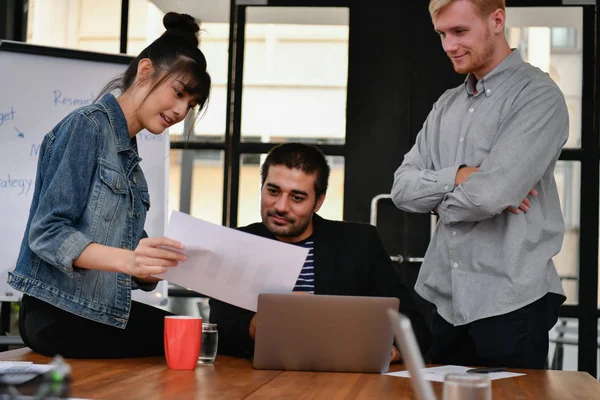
[140,190,151,211]
[95,161,128,226]
[99,163,128,195]
[131,167,151,212]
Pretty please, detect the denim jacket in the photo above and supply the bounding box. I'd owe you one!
[8,94,156,329]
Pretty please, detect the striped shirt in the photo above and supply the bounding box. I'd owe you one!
[292,237,314,293]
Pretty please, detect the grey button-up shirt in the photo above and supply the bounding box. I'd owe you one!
[391,50,567,326]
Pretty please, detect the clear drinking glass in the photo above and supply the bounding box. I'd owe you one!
[443,373,491,400]
[198,323,218,364]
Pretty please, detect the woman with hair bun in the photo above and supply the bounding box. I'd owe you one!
[8,12,211,358]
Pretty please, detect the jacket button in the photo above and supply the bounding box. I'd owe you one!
[133,176,137,184]
[136,212,140,219]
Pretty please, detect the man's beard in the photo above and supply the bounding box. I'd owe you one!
[264,210,312,239]
[452,31,495,75]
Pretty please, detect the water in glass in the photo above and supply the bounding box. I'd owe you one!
[443,373,491,400]
[198,323,218,364]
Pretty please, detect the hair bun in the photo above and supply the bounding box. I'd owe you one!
[163,12,199,34]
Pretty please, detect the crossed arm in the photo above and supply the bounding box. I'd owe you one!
[392,85,568,224]
[452,167,537,215]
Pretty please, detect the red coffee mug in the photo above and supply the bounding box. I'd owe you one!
[164,316,203,370]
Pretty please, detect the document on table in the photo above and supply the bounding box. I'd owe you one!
[385,365,525,382]
[156,211,309,312]
[0,361,88,399]
[0,361,53,385]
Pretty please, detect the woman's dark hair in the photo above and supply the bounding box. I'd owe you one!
[97,12,211,116]
[260,143,331,200]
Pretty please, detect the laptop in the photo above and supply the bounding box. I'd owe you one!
[387,309,437,400]
[253,293,399,373]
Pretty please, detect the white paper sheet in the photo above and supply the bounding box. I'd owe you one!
[0,362,53,385]
[0,361,90,398]
[385,365,525,382]
[157,211,309,311]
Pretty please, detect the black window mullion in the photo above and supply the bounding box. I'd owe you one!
[506,0,564,5]
[238,142,346,157]
[574,4,599,377]
[560,148,584,161]
[119,0,129,54]
[170,142,227,151]
[266,0,348,6]
[0,0,27,41]
[223,3,246,228]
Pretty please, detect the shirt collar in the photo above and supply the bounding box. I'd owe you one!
[464,49,524,97]
[97,93,135,153]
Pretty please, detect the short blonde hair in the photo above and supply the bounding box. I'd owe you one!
[429,0,505,19]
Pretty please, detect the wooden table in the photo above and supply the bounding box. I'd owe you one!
[0,348,598,399]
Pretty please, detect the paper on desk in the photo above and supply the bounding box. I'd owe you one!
[157,211,309,312]
[385,365,525,382]
[0,362,53,385]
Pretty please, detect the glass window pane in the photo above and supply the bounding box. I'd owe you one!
[125,4,228,143]
[238,154,344,227]
[126,0,165,56]
[505,7,582,149]
[190,151,224,223]
[169,149,224,225]
[241,7,349,144]
[551,27,577,49]
[27,0,121,53]
[548,317,578,371]
[192,21,230,143]
[553,161,581,305]
[26,0,224,142]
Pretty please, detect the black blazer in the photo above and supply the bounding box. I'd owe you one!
[209,214,431,357]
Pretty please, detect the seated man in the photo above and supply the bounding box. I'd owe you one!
[209,143,430,360]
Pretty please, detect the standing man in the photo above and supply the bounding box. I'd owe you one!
[210,143,430,360]
[391,0,568,369]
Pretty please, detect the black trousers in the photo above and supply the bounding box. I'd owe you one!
[19,294,172,358]
[426,293,563,369]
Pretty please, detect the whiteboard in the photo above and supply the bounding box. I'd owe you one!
[0,42,169,306]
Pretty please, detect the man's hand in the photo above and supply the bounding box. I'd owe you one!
[507,188,538,214]
[390,345,402,363]
[431,165,477,215]
[454,167,538,215]
[455,166,479,186]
